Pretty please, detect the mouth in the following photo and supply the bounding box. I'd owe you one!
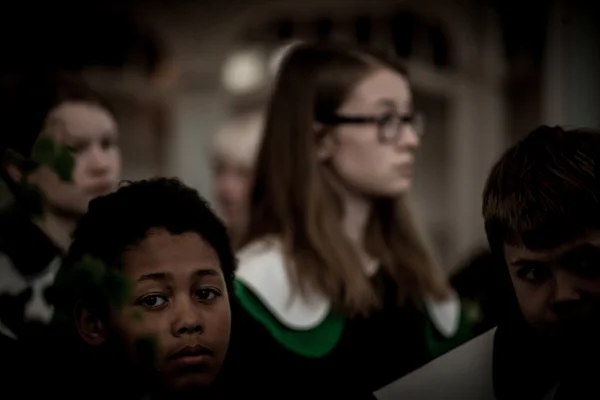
[396,163,414,177]
[86,182,115,197]
[167,345,213,368]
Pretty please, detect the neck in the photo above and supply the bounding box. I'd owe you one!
[32,211,77,253]
[340,190,371,249]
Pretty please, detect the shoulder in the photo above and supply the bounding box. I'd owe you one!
[235,237,344,357]
[235,237,332,330]
[423,291,463,338]
[422,290,473,358]
[376,328,497,399]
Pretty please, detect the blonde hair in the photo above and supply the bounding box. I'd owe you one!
[212,111,264,168]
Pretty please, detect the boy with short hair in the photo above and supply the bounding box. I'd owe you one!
[377,126,600,399]
[50,178,236,399]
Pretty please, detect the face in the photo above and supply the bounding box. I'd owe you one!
[317,68,420,197]
[213,156,253,236]
[505,232,600,340]
[108,229,230,391]
[27,101,121,217]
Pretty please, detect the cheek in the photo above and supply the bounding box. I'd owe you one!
[512,280,548,321]
[112,309,167,344]
[112,309,169,363]
[580,278,600,298]
[212,302,232,354]
[108,149,122,174]
[217,175,249,203]
[333,135,377,174]
[239,175,252,197]
[332,146,400,194]
[73,149,122,179]
[29,166,78,199]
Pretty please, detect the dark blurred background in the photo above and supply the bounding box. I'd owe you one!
[1,0,598,272]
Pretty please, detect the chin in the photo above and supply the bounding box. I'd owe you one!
[376,180,412,197]
[167,373,215,393]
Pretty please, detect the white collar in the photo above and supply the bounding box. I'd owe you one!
[236,238,331,329]
[424,292,461,338]
[236,237,461,337]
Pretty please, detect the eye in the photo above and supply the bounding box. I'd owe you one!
[195,288,220,302]
[65,143,86,154]
[378,113,395,126]
[517,266,550,282]
[571,257,600,278]
[139,295,168,309]
[100,136,118,150]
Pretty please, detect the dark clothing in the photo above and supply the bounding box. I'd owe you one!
[378,257,600,399]
[2,333,376,400]
[0,208,66,399]
[450,250,502,336]
[231,270,468,396]
[0,207,62,340]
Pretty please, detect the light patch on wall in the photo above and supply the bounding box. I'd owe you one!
[222,49,266,95]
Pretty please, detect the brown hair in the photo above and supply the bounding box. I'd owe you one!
[242,43,449,316]
[0,72,115,203]
[483,126,600,256]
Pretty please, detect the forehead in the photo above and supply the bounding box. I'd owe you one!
[122,229,221,277]
[45,101,117,141]
[341,68,411,111]
[504,231,600,263]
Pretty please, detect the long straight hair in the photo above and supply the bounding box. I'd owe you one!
[242,43,449,316]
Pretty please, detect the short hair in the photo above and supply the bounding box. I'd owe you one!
[0,72,115,196]
[52,178,236,316]
[483,126,600,254]
[0,72,114,159]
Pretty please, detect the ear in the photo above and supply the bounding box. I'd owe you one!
[5,163,22,183]
[2,149,23,183]
[74,301,108,346]
[314,122,335,162]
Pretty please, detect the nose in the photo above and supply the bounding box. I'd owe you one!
[552,271,582,303]
[171,296,204,337]
[87,145,112,176]
[396,125,420,149]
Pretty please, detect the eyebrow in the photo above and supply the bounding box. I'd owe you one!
[375,99,397,108]
[64,130,118,142]
[508,244,600,267]
[508,259,545,268]
[137,268,219,282]
[374,98,413,112]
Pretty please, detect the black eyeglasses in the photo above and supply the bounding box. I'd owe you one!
[317,112,424,143]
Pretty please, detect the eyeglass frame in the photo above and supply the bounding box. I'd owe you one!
[316,111,425,143]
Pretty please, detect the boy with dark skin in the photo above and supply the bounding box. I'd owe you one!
[47,178,235,399]
[377,126,600,399]
[13,177,378,400]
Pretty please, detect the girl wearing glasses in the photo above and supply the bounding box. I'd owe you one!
[230,43,469,396]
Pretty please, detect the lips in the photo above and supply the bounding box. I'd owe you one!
[167,345,213,368]
[86,182,114,196]
[396,163,414,176]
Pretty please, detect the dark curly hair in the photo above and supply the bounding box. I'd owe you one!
[52,177,235,317]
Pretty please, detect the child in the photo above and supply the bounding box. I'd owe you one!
[377,126,600,399]
[49,178,235,399]
[0,73,121,341]
[232,42,468,397]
